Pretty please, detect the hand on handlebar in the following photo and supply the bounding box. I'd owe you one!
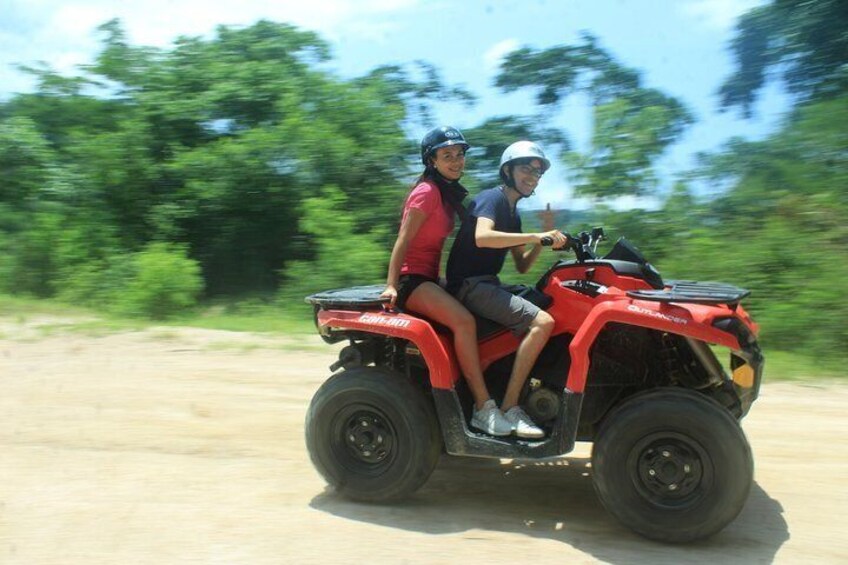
[538,230,569,249]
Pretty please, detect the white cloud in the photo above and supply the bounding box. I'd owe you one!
[0,0,420,98]
[680,0,763,31]
[483,38,519,73]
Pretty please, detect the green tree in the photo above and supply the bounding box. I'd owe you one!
[461,117,568,190]
[495,33,693,197]
[280,186,388,304]
[672,96,848,361]
[114,243,204,319]
[719,0,848,117]
[0,116,61,210]
[0,19,475,299]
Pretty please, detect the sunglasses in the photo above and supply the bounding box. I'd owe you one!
[516,164,544,178]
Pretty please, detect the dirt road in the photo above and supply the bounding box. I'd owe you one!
[1,317,846,564]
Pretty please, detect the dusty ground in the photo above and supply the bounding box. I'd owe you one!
[1,316,846,565]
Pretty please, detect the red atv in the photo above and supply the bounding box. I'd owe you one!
[305,228,763,543]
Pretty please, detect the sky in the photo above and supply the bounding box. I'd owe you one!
[0,0,789,210]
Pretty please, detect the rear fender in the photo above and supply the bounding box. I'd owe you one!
[568,299,744,393]
[316,309,460,389]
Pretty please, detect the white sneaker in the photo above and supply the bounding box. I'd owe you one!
[504,406,545,439]
[470,399,513,437]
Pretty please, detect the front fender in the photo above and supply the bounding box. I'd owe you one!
[567,298,743,393]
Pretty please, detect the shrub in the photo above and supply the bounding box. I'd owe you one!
[277,187,389,307]
[112,243,203,319]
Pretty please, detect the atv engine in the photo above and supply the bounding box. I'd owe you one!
[524,379,560,424]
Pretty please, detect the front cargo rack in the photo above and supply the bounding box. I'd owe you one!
[626,280,750,305]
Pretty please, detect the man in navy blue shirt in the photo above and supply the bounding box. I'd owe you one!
[446,141,568,438]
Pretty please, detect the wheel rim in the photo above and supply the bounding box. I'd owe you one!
[628,432,713,508]
[331,403,397,476]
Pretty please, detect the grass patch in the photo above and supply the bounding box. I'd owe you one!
[711,345,843,382]
[167,301,314,335]
[173,312,312,334]
[0,293,313,337]
[1,295,843,378]
[0,294,145,338]
[0,294,92,318]
[760,350,843,382]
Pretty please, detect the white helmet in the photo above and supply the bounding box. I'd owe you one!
[499,141,551,185]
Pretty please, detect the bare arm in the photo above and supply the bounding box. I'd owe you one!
[380,209,428,305]
[510,242,543,274]
[475,217,568,274]
[474,217,542,249]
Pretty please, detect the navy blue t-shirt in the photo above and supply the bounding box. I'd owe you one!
[446,187,522,294]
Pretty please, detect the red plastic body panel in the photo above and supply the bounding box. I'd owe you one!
[315,261,760,393]
[316,309,460,388]
[539,265,756,393]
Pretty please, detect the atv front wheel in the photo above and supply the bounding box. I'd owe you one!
[305,367,441,502]
[591,388,753,543]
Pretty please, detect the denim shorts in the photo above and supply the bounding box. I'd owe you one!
[455,275,541,336]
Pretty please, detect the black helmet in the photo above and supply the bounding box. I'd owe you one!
[420,126,469,166]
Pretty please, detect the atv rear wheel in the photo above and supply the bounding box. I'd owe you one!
[305,367,441,502]
[591,388,753,543]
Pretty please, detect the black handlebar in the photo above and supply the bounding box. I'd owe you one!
[540,227,606,262]
[540,232,577,250]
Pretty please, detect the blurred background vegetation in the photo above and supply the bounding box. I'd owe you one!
[0,1,845,368]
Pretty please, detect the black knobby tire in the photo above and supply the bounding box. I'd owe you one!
[305,367,442,502]
[591,388,753,543]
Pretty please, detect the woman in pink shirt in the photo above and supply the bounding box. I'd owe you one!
[380,126,513,437]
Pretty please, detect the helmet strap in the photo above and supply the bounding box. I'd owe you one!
[427,163,463,184]
[502,164,516,189]
[426,168,468,221]
[502,165,534,198]
[510,185,535,198]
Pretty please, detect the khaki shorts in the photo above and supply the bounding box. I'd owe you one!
[455,275,541,337]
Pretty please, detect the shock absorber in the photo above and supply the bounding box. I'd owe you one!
[659,333,682,384]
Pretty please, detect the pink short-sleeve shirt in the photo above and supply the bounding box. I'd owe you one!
[400,181,455,279]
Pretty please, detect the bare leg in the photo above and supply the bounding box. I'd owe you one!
[406,282,491,410]
[501,310,554,411]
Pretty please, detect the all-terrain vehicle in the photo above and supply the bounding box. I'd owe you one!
[304,228,763,543]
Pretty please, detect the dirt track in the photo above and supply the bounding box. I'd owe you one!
[2,316,847,564]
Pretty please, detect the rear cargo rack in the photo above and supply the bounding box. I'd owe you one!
[626,280,750,305]
[305,285,388,310]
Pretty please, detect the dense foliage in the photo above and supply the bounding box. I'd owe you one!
[0,20,447,314]
[718,0,848,117]
[495,32,694,197]
[0,4,845,364]
[602,96,847,361]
